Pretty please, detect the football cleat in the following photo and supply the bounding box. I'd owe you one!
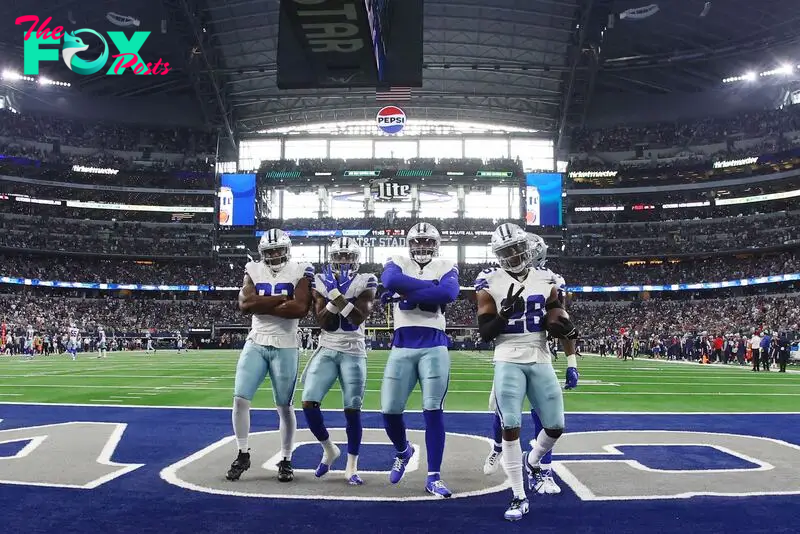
[425,476,452,498]
[523,451,542,492]
[483,447,503,475]
[537,469,562,494]
[504,497,530,521]
[315,446,341,478]
[347,474,364,486]
[388,444,414,484]
[225,451,251,481]
[277,459,294,482]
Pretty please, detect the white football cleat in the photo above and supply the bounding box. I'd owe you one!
[536,468,562,494]
[483,447,503,475]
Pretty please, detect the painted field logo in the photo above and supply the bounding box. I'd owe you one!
[15,15,171,76]
[376,106,406,134]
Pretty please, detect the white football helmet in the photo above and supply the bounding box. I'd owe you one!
[328,236,360,273]
[491,223,532,274]
[407,222,440,264]
[258,228,292,272]
[526,232,548,268]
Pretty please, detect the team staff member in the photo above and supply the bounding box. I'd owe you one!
[777,333,791,373]
[750,332,762,372]
[760,331,772,371]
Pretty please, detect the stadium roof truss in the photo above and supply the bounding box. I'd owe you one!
[200,0,582,138]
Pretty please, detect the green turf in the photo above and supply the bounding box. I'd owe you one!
[1,350,798,412]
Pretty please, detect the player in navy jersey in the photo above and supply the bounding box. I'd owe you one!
[302,237,377,486]
[226,229,314,483]
[476,225,579,520]
[380,222,460,498]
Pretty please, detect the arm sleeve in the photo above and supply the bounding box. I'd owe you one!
[381,261,435,293]
[478,313,508,342]
[303,264,316,289]
[403,268,460,305]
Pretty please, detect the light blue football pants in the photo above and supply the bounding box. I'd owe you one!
[493,361,564,430]
[301,348,367,409]
[233,340,299,405]
[381,346,450,414]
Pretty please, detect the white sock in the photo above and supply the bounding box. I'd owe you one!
[502,438,526,500]
[345,453,358,478]
[277,405,296,460]
[232,397,251,452]
[528,430,559,467]
[320,439,339,464]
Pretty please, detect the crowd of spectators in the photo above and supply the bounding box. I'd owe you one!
[573,293,800,341]
[0,216,213,257]
[2,251,799,290]
[571,105,800,153]
[0,109,215,154]
[0,181,214,206]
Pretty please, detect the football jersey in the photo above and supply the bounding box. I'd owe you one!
[26,327,34,340]
[69,327,79,341]
[99,329,106,343]
[385,256,458,348]
[315,272,378,356]
[475,266,564,364]
[245,260,315,348]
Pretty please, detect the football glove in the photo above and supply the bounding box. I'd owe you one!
[565,367,579,390]
[499,284,525,320]
[321,265,339,293]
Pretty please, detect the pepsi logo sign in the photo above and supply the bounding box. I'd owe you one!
[376,106,406,134]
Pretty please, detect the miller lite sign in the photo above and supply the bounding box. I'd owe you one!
[374,181,410,200]
[376,106,406,134]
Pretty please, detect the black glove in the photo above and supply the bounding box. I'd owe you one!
[499,284,525,319]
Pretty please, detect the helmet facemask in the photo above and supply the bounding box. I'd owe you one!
[329,250,360,275]
[496,240,533,274]
[260,245,290,272]
[409,237,438,264]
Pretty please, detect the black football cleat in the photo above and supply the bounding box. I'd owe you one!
[226,451,251,481]
[277,459,294,482]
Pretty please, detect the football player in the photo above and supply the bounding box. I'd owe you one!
[97,326,108,359]
[380,222,459,498]
[68,324,80,361]
[24,325,35,359]
[302,237,377,486]
[176,331,185,353]
[145,332,156,355]
[475,224,579,521]
[227,229,314,483]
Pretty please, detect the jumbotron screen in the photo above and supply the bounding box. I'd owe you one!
[524,172,563,227]
[218,173,256,226]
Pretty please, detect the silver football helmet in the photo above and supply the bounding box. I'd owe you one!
[258,228,292,272]
[407,222,440,264]
[328,236,360,274]
[491,223,532,274]
[526,232,548,268]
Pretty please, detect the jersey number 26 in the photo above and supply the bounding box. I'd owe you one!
[501,294,546,334]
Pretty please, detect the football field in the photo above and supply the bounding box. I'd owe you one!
[0,349,797,412]
[2,351,800,534]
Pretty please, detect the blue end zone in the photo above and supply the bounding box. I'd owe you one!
[0,404,799,534]
[0,438,32,458]
[292,443,397,471]
[613,445,762,471]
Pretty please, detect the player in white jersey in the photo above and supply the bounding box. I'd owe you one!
[483,234,576,495]
[301,237,377,485]
[145,332,156,354]
[68,325,80,360]
[226,229,314,483]
[97,327,108,359]
[380,222,460,498]
[24,326,35,359]
[176,331,184,353]
[475,223,579,521]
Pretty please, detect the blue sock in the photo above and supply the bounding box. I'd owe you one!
[303,405,329,442]
[423,409,445,474]
[491,412,502,451]
[531,409,552,465]
[382,413,408,453]
[344,409,362,456]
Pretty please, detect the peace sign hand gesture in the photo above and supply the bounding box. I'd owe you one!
[499,284,525,319]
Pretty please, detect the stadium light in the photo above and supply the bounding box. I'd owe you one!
[744,71,757,81]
